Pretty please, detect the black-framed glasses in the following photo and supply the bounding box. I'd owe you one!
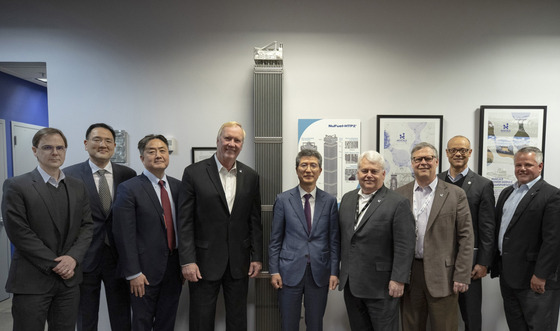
[412,156,436,163]
[447,148,470,155]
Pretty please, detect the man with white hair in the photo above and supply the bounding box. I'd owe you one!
[338,150,416,331]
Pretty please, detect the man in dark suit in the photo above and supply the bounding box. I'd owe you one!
[338,150,415,331]
[179,121,263,331]
[112,134,185,331]
[64,123,136,331]
[396,142,474,331]
[268,149,340,331]
[437,135,495,331]
[1,127,93,331]
[491,146,560,331]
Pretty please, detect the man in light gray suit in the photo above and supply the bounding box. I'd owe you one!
[338,150,415,331]
[396,142,474,331]
[437,136,495,331]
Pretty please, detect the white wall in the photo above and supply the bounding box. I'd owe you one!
[1,1,559,330]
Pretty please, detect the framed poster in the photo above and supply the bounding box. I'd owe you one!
[298,119,361,202]
[376,115,443,190]
[479,105,547,198]
[191,147,216,164]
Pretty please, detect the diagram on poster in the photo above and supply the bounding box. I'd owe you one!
[298,119,360,202]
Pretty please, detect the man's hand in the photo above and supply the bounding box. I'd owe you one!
[388,280,405,298]
[471,264,488,280]
[453,281,469,294]
[329,275,339,290]
[53,255,77,279]
[130,274,149,297]
[248,262,262,278]
[271,274,283,290]
[530,274,546,294]
[182,263,202,282]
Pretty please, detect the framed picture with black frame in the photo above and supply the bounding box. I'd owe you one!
[191,147,216,164]
[376,115,443,190]
[478,105,547,198]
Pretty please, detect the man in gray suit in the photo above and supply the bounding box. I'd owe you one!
[437,135,495,331]
[396,142,473,331]
[338,150,415,331]
[2,128,93,331]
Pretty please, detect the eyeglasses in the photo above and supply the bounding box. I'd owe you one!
[90,137,114,145]
[39,145,66,152]
[299,163,320,170]
[412,156,436,163]
[447,148,470,155]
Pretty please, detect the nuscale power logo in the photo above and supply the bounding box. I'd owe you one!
[501,123,511,133]
[397,132,407,142]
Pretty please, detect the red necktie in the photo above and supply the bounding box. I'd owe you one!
[158,180,175,251]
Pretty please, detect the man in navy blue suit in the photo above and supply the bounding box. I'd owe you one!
[65,123,136,331]
[113,134,186,331]
[269,149,340,331]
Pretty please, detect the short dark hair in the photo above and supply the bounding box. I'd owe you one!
[86,123,116,140]
[32,128,68,148]
[137,134,168,155]
[296,149,322,168]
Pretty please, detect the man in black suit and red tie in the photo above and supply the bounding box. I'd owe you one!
[113,134,186,331]
[179,121,263,331]
[491,146,560,331]
[2,127,93,331]
[65,123,136,331]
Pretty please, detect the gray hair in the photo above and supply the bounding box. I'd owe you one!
[411,142,439,159]
[358,150,385,169]
[515,146,543,164]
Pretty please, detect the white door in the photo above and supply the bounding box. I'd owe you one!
[11,121,44,176]
[0,119,10,301]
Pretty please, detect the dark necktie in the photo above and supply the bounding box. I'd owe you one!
[97,169,112,216]
[158,180,175,251]
[304,193,312,233]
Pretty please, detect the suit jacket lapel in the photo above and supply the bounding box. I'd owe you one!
[139,174,165,227]
[63,178,79,249]
[426,181,448,232]
[461,170,475,194]
[80,160,106,218]
[355,185,387,233]
[312,189,328,234]
[507,180,542,231]
[288,187,310,236]
[31,169,64,235]
[206,157,229,215]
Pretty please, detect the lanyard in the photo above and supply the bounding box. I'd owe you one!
[354,193,375,228]
[413,188,434,221]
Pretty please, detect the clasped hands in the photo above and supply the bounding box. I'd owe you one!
[52,255,76,280]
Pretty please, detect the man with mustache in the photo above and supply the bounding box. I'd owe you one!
[396,142,474,331]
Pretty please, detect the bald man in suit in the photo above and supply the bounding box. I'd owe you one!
[437,136,495,331]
